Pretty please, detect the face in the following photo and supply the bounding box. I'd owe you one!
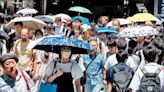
[108,46,116,55]
[74,28,80,36]
[100,32,107,40]
[35,32,43,39]
[101,18,108,25]
[112,20,120,31]
[55,20,62,27]
[156,26,161,32]
[61,47,72,59]
[74,20,82,27]
[14,24,22,32]
[28,29,34,39]
[45,27,53,35]
[21,29,29,42]
[64,18,71,26]
[2,59,17,75]
[90,40,98,53]
[83,31,90,40]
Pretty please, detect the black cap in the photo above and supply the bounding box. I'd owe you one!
[0,53,18,65]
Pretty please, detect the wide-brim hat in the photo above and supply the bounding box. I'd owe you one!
[0,53,18,64]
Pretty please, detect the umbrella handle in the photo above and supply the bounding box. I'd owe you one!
[78,12,80,16]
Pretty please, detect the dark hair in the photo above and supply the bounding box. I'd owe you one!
[75,18,82,23]
[116,50,128,62]
[116,39,127,50]
[14,22,23,26]
[129,39,137,49]
[35,29,43,36]
[153,37,163,49]
[143,45,159,63]
[107,40,116,46]
[55,17,61,22]
[128,39,138,54]
[90,27,98,36]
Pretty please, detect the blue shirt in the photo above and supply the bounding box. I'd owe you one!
[83,53,105,85]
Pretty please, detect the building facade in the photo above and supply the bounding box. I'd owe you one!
[0,0,157,18]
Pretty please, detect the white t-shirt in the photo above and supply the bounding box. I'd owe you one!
[46,61,83,80]
[129,63,164,91]
[105,54,137,71]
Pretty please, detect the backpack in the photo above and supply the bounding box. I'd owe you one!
[138,68,161,92]
[112,64,133,92]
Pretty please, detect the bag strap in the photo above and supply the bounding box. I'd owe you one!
[86,53,98,71]
[154,68,162,74]
[75,54,81,63]
[51,60,57,75]
[141,67,161,75]
[19,66,30,90]
[141,68,148,75]
[113,65,120,73]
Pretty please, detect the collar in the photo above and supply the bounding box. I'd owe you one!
[145,63,159,66]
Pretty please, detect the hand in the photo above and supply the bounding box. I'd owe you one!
[33,73,38,80]
[56,69,63,77]
[103,79,107,86]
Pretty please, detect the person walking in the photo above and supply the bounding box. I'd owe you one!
[0,53,36,92]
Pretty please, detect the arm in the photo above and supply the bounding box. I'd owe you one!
[75,78,82,92]
[107,81,112,92]
[132,89,137,92]
[0,78,14,92]
[102,68,107,86]
[46,69,63,83]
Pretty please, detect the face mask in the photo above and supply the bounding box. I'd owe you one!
[112,26,118,30]
[62,50,71,59]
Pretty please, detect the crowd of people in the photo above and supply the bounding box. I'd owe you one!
[0,13,163,92]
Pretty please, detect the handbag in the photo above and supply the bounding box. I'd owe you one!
[39,60,58,92]
[39,82,57,92]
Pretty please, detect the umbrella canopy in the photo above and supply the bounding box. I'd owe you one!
[0,30,10,40]
[0,13,6,17]
[155,18,162,25]
[107,18,132,27]
[28,35,92,54]
[68,6,92,14]
[6,16,46,30]
[16,8,38,15]
[71,16,90,25]
[96,27,117,35]
[34,15,54,24]
[54,13,71,22]
[130,13,156,22]
[117,26,159,38]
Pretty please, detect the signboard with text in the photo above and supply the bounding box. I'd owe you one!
[158,0,164,19]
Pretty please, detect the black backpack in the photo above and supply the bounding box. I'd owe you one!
[138,68,161,92]
[112,65,133,92]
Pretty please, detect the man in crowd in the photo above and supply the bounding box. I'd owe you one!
[8,22,23,51]
[111,19,120,32]
[0,53,36,92]
[129,45,164,92]
[83,38,106,92]
[13,28,34,75]
[53,17,65,35]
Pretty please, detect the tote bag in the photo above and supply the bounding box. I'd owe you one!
[39,82,57,92]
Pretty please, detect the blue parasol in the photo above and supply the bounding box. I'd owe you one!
[29,35,92,54]
[96,27,117,35]
[71,16,90,25]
